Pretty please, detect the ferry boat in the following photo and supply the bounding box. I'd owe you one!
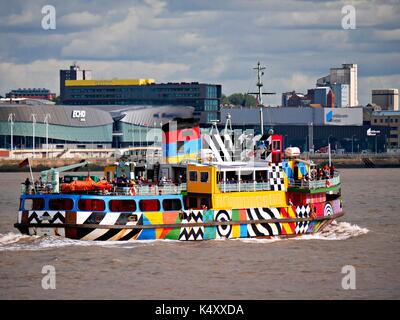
[14,131,343,241]
[14,63,344,241]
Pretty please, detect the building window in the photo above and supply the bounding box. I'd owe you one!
[200,172,209,182]
[109,200,137,212]
[78,199,105,211]
[139,199,160,211]
[189,171,198,182]
[162,199,182,211]
[24,198,44,210]
[49,198,74,210]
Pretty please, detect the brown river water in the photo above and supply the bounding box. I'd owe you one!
[0,169,399,299]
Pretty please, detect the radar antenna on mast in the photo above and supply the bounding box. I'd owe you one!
[248,61,275,135]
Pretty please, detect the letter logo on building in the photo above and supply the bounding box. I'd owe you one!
[326,110,333,122]
[72,110,86,121]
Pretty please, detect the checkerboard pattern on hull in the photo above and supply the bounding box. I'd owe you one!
[268,163,286,191]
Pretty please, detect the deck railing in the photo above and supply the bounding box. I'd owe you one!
[114,183,187,196]
[289,174,340,189]
[20,183,188,196]
[217,181,270,193]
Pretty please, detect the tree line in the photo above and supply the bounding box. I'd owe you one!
[221,93,258,107]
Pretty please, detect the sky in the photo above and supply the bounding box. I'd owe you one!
[0,0,399,106]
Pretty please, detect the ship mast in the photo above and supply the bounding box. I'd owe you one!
[248,61,275,136]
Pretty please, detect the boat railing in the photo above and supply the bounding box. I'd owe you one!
[217,181,271,193]
[289,173,340,189]
[113,183,187,196]
[20,183,188,196]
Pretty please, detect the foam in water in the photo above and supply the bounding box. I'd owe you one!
[0,232,160,251]
[235,221,369,243]
[0,221,369,251]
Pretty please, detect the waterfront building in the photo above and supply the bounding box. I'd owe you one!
[369,110,400,149]
[59,63,92,100]
[317,63,358,107]
[314,87,331,107]
[372,89,399,111]
[0,104,194,152]
[219,106,389,153]
[59,64,221,123]
[5,88,56,101]
[331,83,349,108]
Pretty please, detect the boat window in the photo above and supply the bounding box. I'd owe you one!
[189,171,198,182]
[200,197,210,209]
[24,198,44,210]
[109,200,137,212]
[273,140,281,151]
[163,199,182,211]
[188,197,198,209]
[200,172,209,183]
[49,198,74,211]
[78,199,105,212]
[139,199,160,212]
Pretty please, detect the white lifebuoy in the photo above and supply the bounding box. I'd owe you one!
[128,186,137,196]
[310,169,317,181]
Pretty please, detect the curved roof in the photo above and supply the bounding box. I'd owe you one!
[118,105,194,126]
[0,104,113,127]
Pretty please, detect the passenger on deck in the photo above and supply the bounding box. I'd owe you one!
[24,178,31,194]
[330,164,336,178]
[324,164,330,179]
[318,168,323,180]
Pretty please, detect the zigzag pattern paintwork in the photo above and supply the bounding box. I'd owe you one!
[179,210,204,240]
[18,200,340,241]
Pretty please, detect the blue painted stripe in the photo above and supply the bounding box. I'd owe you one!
[164,139,201,157]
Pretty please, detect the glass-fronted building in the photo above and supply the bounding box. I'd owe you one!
[60,79,222,124]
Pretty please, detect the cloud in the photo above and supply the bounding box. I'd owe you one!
[0,59,190,96]
[0,0,399,107]
[58,11,103,28]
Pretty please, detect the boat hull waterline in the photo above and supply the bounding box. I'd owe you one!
[15,203,343,241]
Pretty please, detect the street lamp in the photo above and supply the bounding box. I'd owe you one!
[327,134,333,145]
[30,113,37,158]
[7,113,15,151]
[351,134,356,154]
[44,113,51,158]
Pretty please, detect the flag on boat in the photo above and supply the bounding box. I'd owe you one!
[18,158,30,168]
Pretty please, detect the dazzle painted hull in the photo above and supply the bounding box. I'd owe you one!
[15,200,343,241]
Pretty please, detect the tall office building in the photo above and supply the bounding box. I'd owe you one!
[316,63,358,107]
[331,83,349,107]
[314,87,331,107]
[372,89,399,111]
[60,63,92,100]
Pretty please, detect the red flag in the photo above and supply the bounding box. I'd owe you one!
[18,158,29,168]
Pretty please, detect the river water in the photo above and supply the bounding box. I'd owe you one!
[0,169,399,299]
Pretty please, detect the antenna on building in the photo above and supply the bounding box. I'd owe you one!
[224,113,232,135]
[248,61,275,135]
[209,119,220,135]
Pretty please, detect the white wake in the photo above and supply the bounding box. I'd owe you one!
[0,221,369,251]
